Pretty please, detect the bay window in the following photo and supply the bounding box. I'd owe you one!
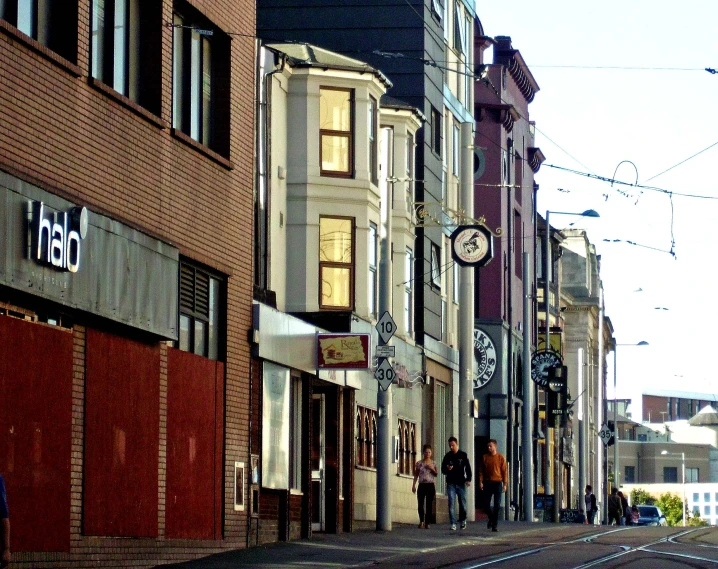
[319,217,354,309]
[320,88,353,176]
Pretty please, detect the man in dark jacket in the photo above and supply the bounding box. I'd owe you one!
[441,436,472,530]
[584,485,598,524]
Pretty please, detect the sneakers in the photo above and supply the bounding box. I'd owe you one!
[460,520,467,529]
[451,524,457,531]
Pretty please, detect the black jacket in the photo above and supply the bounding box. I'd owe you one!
[441,450,472,485]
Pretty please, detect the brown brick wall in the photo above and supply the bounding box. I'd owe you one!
[1,0,255,565]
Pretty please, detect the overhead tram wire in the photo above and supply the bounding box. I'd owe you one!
[644,140,718,182]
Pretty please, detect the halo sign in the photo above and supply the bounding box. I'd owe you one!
[450,224,494,267]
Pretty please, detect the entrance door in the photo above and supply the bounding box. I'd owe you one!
[311,394,326,532]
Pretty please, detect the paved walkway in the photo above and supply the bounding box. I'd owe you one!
[155,520,567,568]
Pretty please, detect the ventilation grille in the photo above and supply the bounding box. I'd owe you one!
[180,264,210,318]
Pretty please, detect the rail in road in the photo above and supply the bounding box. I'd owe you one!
[452,527,718,569]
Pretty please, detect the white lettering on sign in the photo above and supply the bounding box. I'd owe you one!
[28,201,88,273]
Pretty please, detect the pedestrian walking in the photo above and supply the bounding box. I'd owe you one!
[412,444,438,529]
[0,474,9,568]
[630,504,640,525]
[478,439,507,533]
[441,436,472,531]
[584,485,598,525]
[607,487,622,525]
[619,491,630,526]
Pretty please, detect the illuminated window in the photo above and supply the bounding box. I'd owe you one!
[320,88,353,176]
[319,217,354,309]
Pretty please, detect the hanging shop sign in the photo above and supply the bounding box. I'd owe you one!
[530,350,563,388]
[473,328,497,389]
[28,201,88,273]
[450,224,493,267]
[317,333,371,369]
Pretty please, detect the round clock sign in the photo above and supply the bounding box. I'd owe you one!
[530,350,563,388]
[451,225,494,267]
[473,328,497,389]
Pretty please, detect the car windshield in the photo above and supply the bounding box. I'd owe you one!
[638,506,658,517]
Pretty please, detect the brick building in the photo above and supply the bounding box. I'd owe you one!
[1,1,254,566]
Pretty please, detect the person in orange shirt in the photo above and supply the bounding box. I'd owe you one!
[478,439,508,532]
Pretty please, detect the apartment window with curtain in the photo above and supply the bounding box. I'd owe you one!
[404,248,413,336]
[319,217,354,309]
[368,223,378,318]
[172,3,230,155]
[91,0,161,113]
[1,0,77,61]
[178,260,224,360]
[320,88,353,176]
[369,96,378,184]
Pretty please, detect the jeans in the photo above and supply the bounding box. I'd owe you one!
[447,483,467,525]
[484,481,502,529]
[417,483,436,524]
[587,509,597,525]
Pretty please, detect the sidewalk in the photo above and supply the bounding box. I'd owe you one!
[155,520,546,569]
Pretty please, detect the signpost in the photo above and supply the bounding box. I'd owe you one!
[599,423,613,446]
[375,311,396,392]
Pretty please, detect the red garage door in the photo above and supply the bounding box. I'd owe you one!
[166,348,224,539]
[0,315,72,552]
[84,328,160,537]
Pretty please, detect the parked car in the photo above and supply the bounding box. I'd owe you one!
[636,505,668,526]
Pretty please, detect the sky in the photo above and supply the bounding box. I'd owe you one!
[476,0,718,419]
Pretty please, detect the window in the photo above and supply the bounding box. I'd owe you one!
[319,217,354,309]
[356,406,377,468]
[320,88,353,176]
[406,133,414,210]
[430,106,441,156]
[453,2,465,54]
[705,506,711,516]
[715,493,718,502]
[179,260,224,360]
[453,261,459,304]
[430,244,441,288]
[452,122,460,175]
[404,248,413,336]
[368,223,378,318]
[91,0,161,113]
[397,419,416,476]
[686,468,699,483]
[693,506,700,516]
[290,375,303,491]
[694,493,700,502]
[663,467,678,483]
[1,0,76,60]
[464,15,471,103]
[515,211,523,277]
[435,381,449,494]
[431,0,442,24]
[173,4,230,154]
[705,492,711,502]
[624,466,635,483]
[369,96,378,184]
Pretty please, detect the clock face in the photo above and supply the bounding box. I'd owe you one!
[473,328,497,389]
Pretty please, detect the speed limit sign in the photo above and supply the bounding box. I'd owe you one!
[599,423,613,445]
[375,359,395,391]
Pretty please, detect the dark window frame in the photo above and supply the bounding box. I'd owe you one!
[319,216,355,310]
[663,466,678,483]
[319,87,354,178]
[178,260,225,361]
[430,106,442,157]
[397,418,416,476]
[0,0,78,61]
[172,2,231,157]
[356,405,377,469]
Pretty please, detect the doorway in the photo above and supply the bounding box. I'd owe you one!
[311,394,326,532]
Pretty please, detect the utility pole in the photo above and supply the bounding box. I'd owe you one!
[522,252,533,521]
[543,213,552,497]
[376,128,394,531]
[458,122,475,520]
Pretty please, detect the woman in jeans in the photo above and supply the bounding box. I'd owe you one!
[412,444,438,528]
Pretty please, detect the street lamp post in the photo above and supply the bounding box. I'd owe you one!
[543,209,598,520]
[612,340,648,495]
[662,450,686,527]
